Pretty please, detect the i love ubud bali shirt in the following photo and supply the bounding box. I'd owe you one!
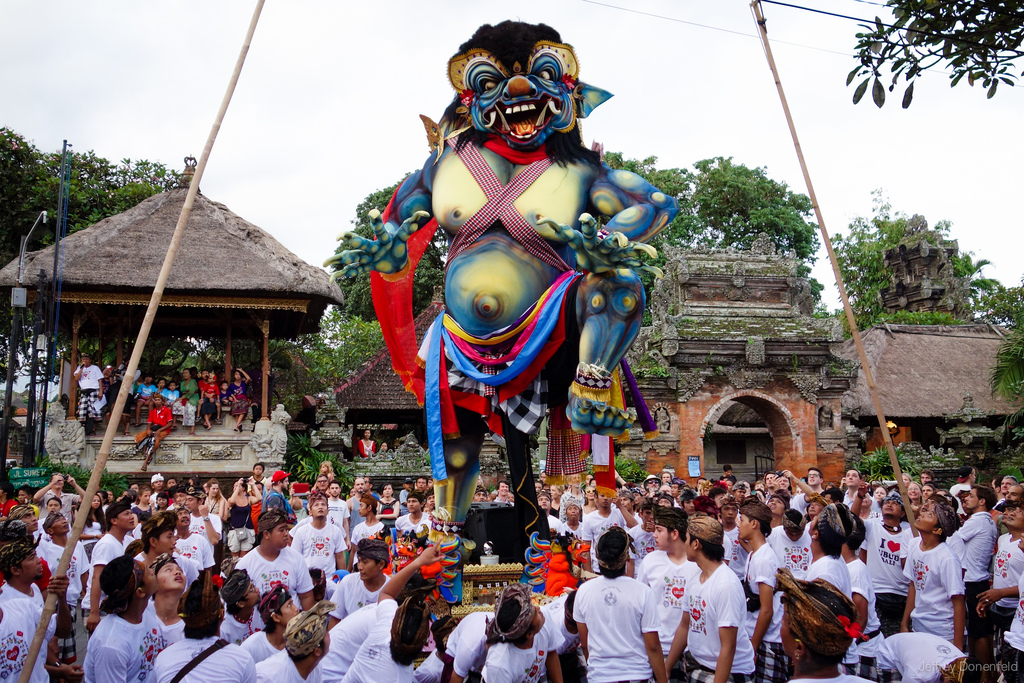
[0,598,56,683]
[83,609,165,683]
[290,521,345,573]
[684,563,756,675]
[768,526,812,579]
[864,518,912,595]
[1002,567,1024,652]
[995,534,1024,609]
[635,550,701,655]
[328,572,383,622]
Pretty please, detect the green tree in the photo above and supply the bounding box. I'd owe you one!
[847,0,1024,108]
[992,325,1024,425]
[977,279,1024,328]
[329,178,447,322]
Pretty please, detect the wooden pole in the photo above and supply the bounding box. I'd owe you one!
[115,317,124,368]
[18,2,267,679]
[749,0,917,530]
[260,316,270,419]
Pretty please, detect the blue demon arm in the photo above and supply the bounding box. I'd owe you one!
[588,163,679,244]
[325,155,438,278]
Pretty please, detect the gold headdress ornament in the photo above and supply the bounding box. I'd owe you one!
[284,600,336,656]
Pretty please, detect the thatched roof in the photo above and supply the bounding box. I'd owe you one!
[838,324,1017,419]
[334,299,444,418]
[0,189,344,337]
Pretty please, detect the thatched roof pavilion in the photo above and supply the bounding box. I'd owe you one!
[0,187,344,413]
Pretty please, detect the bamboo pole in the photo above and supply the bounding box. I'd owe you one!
[749,0,917,530]
[18,2,267,679]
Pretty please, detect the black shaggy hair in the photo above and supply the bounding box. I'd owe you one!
[443,20,602,168]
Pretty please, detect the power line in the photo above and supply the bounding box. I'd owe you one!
[579,0,858,58]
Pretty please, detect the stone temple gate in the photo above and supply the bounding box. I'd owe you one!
[624,235,858,484]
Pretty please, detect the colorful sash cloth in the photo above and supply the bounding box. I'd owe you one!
[424,272,581,483]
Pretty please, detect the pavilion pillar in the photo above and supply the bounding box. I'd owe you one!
[115,317,124,368]
[260,316,270,420]
[67,306,82,419]
[97,320,104,367]
[224,322,232,384]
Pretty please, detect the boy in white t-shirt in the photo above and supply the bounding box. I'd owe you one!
[174,507,215,571]
[876,633,979,683]
[843,517,883,680]
[636,505,699,682]
[861,491,912,637]
[328,537,388,628]
[901,501,965,651]
[579,492,636,572]
[769,509,813,579]
[235,508,315,611]
[574,526,666,683]
[290,493,346,573]
[807,504,855,598]
[665,514,756,682]
[327,481,351,537]
[739,498,787,683]
[628,499,658,570]
[395,492,431,536]
[482,583,562,683]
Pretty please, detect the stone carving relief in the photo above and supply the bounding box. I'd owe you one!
[745,337,766,367]
[43,401,85,464]
[109,444,141,460]
[195,444,243,460]
[817,405,834,432]
[787,373,821,403]
[676,371,708,403]
[249,404,290,465]
[724,365,773,390]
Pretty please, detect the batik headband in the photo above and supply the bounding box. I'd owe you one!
[0,538,37,574]
[284,600,336,656]
[259,585,292,625]
[357,537,390,563]
[220,569,253,606]
[485,583,535,645]
[179,571,224,629]
[687,514,724,545]
[597,526,632,571]
[258,508,289,534]
[739,498,772,526]
[653,505,687,533]
[882,491,904,508]
[776,567,862,657]
[101,559,145,615]
[816,503,854,548]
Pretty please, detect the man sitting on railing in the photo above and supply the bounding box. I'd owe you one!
[136,393,173,472]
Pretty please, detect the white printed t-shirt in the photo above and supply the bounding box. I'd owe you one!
[240,630,282,665]
[902,538,965,641]
[482,609,561,683]
[994,534,1024,608]
[350,521,385,546]
[153,636,257,683]
[807,555,852,597]
[84,532,131,610]
[1002,568,1024,652]
[745,543,783,644]
[572,575,659,683]
[188,512,223,542]
[768,526,812,579]
[342,600,413,683]
[684,563,756,674]
[36,540,88,605]
[876,632,964,683]
[449,611,490,678]
[329,572,383,621]
[83,609,166,683]
[635,550,701,655]
[236,546,315,598]
[579,508,627,572]
[863,518,912,595]
[290,521,345,573]
[395,513,431,536]
[628,526,657,569]
[255,648,318,683]
[0,598,56,683]
[320,604,378,681]
[175,534,215,570]
[724,526,748,582]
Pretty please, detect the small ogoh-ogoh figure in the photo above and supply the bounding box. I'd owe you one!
[328,21,678,580]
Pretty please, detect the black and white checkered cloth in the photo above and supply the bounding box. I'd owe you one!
[77,391,101,420]
[57,606,77,663]
[446,356,549,435]
[857,655,880,682]
[686,651,750,683]
[755,640,790,683]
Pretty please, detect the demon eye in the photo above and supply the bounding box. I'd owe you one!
[538,68,555,81]
[481,79,497,91]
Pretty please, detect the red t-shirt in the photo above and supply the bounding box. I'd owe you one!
[149,406,173,427]
[0,500,16,517]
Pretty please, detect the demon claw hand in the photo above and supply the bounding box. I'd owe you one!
[325,209,430,279]
[536,213,662,278]
[568,394,637,436]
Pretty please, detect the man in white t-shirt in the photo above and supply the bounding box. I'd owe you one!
[0,571,73,683]
[220,569,262,646]
[574,526,666,683]
[768,509,813,579]
[807,503,855,598]
[254,600,334,683]
[327,480,351,536]
[739,498,786,683]
[328,537,388,628]
[902,500,965,651]
[719,494,747,582]
[395,492,431,536]
[481,583,562,683]
[843,517,884,680]
[174,507,215,572]
[38,511,88,664]
[862,490,913,637]
[85,498,135,633]
[665,514,755,681]
[236,508,315,610]
[949,466,976,514]
[628,499,657,571]
[73,352,104,435]
[579,492,636,572]
[342,545,443,683]
[875,633,976,683]
[291,493,346,573]
[783,467,823,516]
[181,484,222,547]
[842,469,864,508]
[978,502,1024,635]
[636,505,699,683]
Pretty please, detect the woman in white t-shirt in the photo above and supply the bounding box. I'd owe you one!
[572,526,665,683]
[776,567,873,683]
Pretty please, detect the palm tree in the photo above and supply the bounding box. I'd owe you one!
[992,326,1024,426]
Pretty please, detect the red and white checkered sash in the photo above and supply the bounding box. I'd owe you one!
[446,139,571,272]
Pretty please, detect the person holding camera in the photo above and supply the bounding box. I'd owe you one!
[33,472,86,524]
[74,352,104,436]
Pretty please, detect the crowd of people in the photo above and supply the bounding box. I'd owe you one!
[0,461,1020,683]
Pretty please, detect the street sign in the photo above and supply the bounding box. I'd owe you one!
[9,467,50,488]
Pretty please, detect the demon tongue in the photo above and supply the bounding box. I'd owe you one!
[512,120,535,137]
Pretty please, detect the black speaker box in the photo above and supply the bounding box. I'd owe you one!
[463,502,523,564]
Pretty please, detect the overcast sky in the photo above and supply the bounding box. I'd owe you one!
[3,0,1021,311]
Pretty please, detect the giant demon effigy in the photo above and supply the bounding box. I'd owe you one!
[328,20,678,585]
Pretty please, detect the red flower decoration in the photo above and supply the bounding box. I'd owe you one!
[836,614,866,641]
[211,574,223,588]
[460,89,474,106]
[561,74,577,89]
